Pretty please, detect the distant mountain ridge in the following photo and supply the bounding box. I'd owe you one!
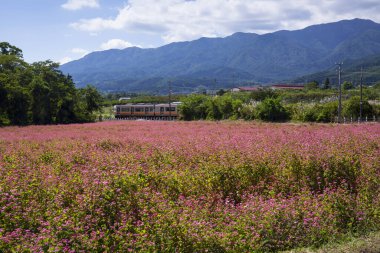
[60,18,380,93]
[293,54,380,85]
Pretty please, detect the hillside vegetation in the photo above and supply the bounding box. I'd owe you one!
[60,19,380,92]
[293,55,380,85]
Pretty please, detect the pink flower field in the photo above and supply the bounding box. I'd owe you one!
[0,121,379,252]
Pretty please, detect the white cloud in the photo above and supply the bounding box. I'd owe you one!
[70,0,380,43]
[71,48,89,56]
[100,39,140,50]
[58,48,89,65]
[59,56,73,65]
[62,0,99,10]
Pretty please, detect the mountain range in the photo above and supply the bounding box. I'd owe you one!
[293,54,380,86]
[60,18,380,93]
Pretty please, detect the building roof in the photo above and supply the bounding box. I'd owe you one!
[235,86,260,91]
[271,84,304,89]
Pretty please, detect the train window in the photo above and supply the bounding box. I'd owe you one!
[121,107,130,112]
[160,107,164,112]
[165,107,176,112]
[135,108,143,112]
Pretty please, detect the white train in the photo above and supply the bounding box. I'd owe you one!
[114,102,181,120]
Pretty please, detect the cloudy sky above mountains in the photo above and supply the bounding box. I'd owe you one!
[2,0,380,64]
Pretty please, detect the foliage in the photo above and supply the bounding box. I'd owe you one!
[0,42,23,58]
[216,89,226,96]
[342,96,373,119]
[315,101,339,122]
[292,101,339,123]
[238,102,256,120]
[0,42,102,126]
[179,94,209,120]
[323,78,330,89]
[343,81,354,90]
[177,85,379,123]
[305,81,320,90]
[248,88,278,101]
[279,89,336,103]
[207,95,242,120]
[0,122,379,252]
[255,98,290,122]
[179,94,243,121]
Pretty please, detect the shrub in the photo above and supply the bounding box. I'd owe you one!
[249,89,278,101]
[255,98,289,122]
[239,102,256,120]
[316,101,338,122]
[179,94,209,120]
[342,96,374,119]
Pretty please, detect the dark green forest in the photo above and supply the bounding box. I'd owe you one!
[0,42,102,126]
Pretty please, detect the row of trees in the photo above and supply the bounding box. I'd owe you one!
[179,87,379,122]
[0,42,102,126]
[305,78,356,90]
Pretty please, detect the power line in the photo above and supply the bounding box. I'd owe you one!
[360,67,363,122]
[336,62,343,123]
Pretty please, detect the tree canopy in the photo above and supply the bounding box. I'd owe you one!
[0,42,102,126]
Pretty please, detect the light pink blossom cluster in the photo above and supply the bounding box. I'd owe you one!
[0,121,379,251]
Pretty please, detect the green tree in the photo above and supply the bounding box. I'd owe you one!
[342,96,373,119]
[238,103,256,120]
[342,81,353,90]
[57,97,77,123]
[216,89,226,96]
[0,42,104,126]
[323,78,330,89]
[30,76,52,124]
[316,101,338,122]
[0,42,23,57]
[179,94,209,120]
[6,85,31,125]
[0,42,31,125]
[82,85,103,113]
[75,85,103,122]
[206,97,223,120]
[255,98,289,122]
[31,61,81,124]
[0,76,9,124]
[249,89,278,101]
[305,81,319,90]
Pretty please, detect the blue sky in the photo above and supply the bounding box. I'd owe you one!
[2,0,380,64]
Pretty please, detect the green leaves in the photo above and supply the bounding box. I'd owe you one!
[0,43,102,126]
[255,98,290,122]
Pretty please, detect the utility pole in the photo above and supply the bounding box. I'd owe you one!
[168,81,172,120]
[336,62,343,123]
[214,78,217,96]
[360,67,363,122]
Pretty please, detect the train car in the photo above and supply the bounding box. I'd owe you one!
[114,102,181,120]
